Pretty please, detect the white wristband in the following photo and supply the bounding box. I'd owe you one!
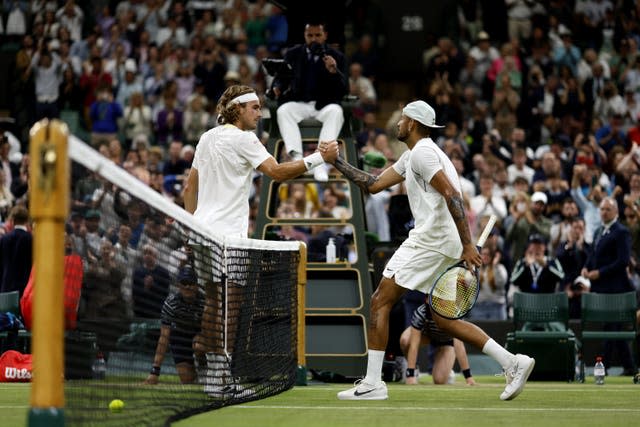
[303,152,324,171]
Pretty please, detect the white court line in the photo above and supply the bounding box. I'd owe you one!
[237,405,640,413]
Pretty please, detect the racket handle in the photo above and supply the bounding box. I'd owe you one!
[476,214,498,248]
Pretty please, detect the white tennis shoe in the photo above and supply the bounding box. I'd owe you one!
[500,354,535,401]
[337,379,388,400]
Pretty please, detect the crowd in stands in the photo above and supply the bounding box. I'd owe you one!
[0,0,639,347]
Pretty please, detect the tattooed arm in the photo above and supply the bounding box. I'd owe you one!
[332,156,404,194]
[430,170,482,268]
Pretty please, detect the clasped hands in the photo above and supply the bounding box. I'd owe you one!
[318,140,339,163]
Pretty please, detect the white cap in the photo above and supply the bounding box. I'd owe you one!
[531,191,548,204]
[402,100,445,128]
[124,58,137,73]
[574,276,591,289]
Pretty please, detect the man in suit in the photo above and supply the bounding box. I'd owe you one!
[272,21,348,181]
[0,205,32,297]
[581,197,636,375]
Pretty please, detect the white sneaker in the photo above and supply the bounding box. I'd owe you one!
[313,164,329,182]
[500,354,535,401]
[337,379,388,400]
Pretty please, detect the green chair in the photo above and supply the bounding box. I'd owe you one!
[0,291,31,353]
[505,292,576,381]
[580,291,637,372]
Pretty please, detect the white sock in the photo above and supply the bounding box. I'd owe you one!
[482,339,515,369]
[363,349,385,384]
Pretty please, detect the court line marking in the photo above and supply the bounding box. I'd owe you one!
[237,405,640,412]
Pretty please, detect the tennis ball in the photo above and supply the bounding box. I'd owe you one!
[109,399,124,413]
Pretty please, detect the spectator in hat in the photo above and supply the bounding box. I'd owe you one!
[505,190,552,262]
[116,58,144,107]
[507,233,565,316]
[144,266,205,385]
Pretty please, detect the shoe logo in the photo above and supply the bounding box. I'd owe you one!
[306,162,313,169]
[353,388,375,397]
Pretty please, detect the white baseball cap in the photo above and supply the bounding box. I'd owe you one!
[531,191,548,204]
[402,100,445,128]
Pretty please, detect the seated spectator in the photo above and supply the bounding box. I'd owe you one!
[508,233,565,316]
[271,21,348,182]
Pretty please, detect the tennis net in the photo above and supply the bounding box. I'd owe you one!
[60,135,303,426]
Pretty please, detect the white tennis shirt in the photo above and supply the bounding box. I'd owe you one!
[392,137,463,258]
[192,124,271,237]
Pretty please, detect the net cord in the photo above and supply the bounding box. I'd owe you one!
[69,135,300,252]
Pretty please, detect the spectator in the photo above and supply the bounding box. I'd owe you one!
[467,242,508,320]
[571,163,606,244]
[272,21,348,182]
[132,243,171,319]
[29,41,63,121]
[556,217,590,319]
[82,238,127,320]
[89,84,123,149]
[508,233,565,313]
[349,62,377,117]
[550,197,580,253]
[581,197,636,375]
[0,205,32,297]
[183,95,211,146]
[505,190,552,262]
[155,94,184,147]
[470,173,508,221]
[116,58,144,108]
[122,92,153,148]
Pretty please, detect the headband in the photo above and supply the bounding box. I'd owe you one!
[226,92,259,108]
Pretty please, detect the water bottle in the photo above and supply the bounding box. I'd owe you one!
[594,356,605,385]
[92,352,106,380]
[325,238,336,263]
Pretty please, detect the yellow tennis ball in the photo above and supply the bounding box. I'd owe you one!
[109,399,124,413]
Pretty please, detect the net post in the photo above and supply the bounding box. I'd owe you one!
[28,119,68,427]
[296,242,307,385]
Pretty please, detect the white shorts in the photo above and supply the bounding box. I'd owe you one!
[382,241,458,294]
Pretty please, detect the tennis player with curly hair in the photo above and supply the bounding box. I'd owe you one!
[183,85,339,397]
[329,100,534,401]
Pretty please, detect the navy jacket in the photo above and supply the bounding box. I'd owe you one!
[585,220,633,293]
[0,227,32,296]
[274,43,348,109]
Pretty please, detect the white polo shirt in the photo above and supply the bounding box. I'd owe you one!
[192,124,271,237]
[393,137,463,258]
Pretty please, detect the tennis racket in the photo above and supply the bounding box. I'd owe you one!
[428,214,498,320]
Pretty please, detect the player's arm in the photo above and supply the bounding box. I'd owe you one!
[257,141,340,182]
[183,167,198,214]
[403,326,423,385]
[453,338,476,385]
[430,170,481,268]
[144,324,171,385]
[331,155,403,194]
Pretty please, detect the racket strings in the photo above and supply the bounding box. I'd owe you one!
[431,266,479,318]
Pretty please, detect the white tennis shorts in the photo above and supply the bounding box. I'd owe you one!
[382,241,458,294]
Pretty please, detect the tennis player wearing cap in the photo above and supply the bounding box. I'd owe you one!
[326,100,534,401]
[183,85,339,396]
